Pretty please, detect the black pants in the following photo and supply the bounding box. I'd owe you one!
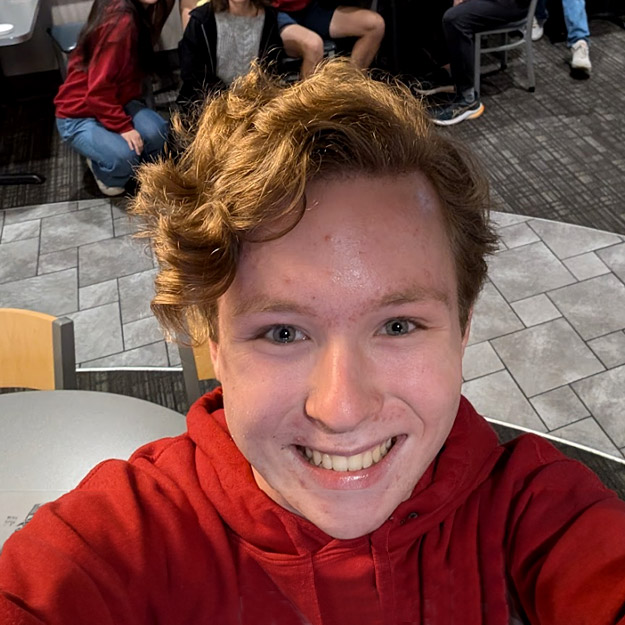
[442,0,529,95]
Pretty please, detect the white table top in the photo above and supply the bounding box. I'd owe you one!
[0,0,41,46]
[0,390,186,549]
[0,390,186,492]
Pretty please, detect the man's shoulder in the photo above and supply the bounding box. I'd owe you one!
[491,432,617,504]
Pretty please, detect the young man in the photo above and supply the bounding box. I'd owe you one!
[2,60,625,623]
[431,0,531,126]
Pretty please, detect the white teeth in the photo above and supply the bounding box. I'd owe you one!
[362,450,373,469]
[313,449,322,466]
[332,455,348,472]
[302,438,395,472]
[372,446,381,464]
[347,454,362,471]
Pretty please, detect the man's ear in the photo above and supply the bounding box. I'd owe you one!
[209,338,221,381]
[461,308,473,355]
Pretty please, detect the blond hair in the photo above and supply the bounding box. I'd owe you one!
[131,59,498,343]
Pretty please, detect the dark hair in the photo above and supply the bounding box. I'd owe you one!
[212,0,272,12]
[75,0,174,72]
[131,59,498,343]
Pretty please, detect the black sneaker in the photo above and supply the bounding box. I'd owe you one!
[410,79,455,97]
[409,69,455,97]
[430,97,485,126]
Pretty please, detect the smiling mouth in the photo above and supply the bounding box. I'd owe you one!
[296,438,396,472]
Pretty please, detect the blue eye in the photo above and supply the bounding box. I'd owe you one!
[264,325,306,344]
[381,319,415,336]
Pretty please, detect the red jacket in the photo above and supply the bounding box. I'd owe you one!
[54,12,142,133]
[275,0,311,14]
[1,390,625,624]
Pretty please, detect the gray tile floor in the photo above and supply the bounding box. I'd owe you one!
[1,201,625,459]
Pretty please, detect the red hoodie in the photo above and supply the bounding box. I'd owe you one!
[274,0,311,14]
[54,11,142,133]
[1,390,625,624]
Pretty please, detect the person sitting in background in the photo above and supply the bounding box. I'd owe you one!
[3,59,625,623]
[430,0,530,126]
[275,0,384,78]
[54,0,171,197]
[177,0,283,111]
[532,0,591,76]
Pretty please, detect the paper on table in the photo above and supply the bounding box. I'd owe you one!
[1,491,66,551]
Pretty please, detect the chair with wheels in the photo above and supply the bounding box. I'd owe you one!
[0,308,77,390]
[473,0,539,97]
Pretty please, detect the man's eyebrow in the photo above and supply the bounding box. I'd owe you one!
[230,296,317,318]
[376,287,451,309]
[231,287,451,318]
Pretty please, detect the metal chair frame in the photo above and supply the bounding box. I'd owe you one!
[473,0,539,97]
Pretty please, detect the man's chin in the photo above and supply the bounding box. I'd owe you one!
[293,502,393,540]
[324,524,383,540]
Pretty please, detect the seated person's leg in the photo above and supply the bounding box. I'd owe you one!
[56,117,140,194]
[533,0,548,39]
[433,0,527,125]
[562,0,590,45]
[328,5,385,68]
[280,20,325,78]
[125,101,169,160]
[562,0,591,75]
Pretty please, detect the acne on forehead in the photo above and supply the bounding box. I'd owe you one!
[234,172,454,268]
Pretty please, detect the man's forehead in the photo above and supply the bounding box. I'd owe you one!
[241,172,448,245]
[225,284,453,318]
[223,172,453,292]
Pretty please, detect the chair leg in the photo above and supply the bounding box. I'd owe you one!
[474,34,482,98]
[501,35,509,70]
[143,77,156,110]
[0,173,45,186]
[525,37,536,92]
[52,46,68,80]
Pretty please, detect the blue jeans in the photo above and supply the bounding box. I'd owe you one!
[535,0,590,45]
[56,101,169,188]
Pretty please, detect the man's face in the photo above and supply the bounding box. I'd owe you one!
[210,174,471,539]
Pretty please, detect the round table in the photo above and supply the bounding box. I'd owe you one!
[0,390,186,492]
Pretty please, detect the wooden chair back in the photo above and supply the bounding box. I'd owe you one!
[178,342,217,405]
[0,308,77,390]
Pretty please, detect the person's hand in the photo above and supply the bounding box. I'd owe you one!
[121,129,144,155]
[453,0,464,5]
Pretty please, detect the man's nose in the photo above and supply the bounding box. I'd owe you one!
[304,340,382,433]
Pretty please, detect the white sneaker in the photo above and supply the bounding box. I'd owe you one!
[531,17,544,42]
[86,158,125,197]
[571,39,592,75]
